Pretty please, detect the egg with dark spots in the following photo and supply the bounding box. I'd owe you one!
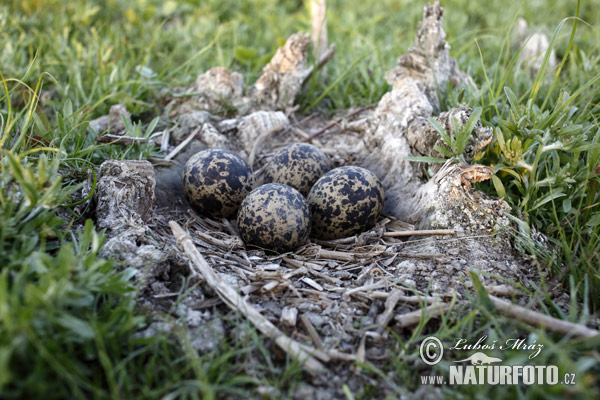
[182,149,254,218]
[307,166,384,240]
[263,143,332,196]
[237,183,311,253]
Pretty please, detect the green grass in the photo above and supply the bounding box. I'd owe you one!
[1,0,599,398]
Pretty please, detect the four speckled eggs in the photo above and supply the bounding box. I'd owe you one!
[182,145,384,252]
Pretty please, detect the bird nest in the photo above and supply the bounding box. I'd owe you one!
[82,3,594,394]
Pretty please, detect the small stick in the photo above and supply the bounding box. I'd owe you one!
[489,295,599,339]
[485,285,516,297]
[300,314,324,349]
[97,134,149,145]
[195,230,244,249]
[282,256,325,272]
[376,289,404,335]
[383,229,456,237]
[302,277,324,291]
[395,303,450,328]
[169,221,325,374]
[317,248,386,261]
[148,157,173,166]
[324,349,357,362]
[370,291,441,304]
[152,292,180,299]
[164,127,200,161]
[354,334,367,374]
[315,236,357,246]
[343,281,387,299]
[282,267,308,280]
[301,45,336,86]
[317,248,355,261]
[261,280,284,292]
[248,126,284,168]
[303,104,375,143]
[160,128,171,153]
[395,253,452,262]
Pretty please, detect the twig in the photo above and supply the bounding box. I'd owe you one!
[343,281,387,299]
[303,104,375,142]
[383,229,456,237]
[301,314,324,349]
[169,221,325,374]
[160,128,171,153]
[317,248,355,261]
[395,303,450,328]
[97,134,150,145]
[301,45,336,86]
[485,285,516,297]
[317,248,387,261]
[324,349,357,362]
[315,236,357,246]
[282,256,325,272]
[302,277,324,291]
[195,230,244,249]
[355,334,367,374]
[310,0,328,60]
[370,291,441,304]
[376,289,403,335]
[489,295,599,339]
[164,127,200,161]
[248,125,285,168]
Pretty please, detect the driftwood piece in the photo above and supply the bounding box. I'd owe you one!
[384,2,474,111]
[95,160,164,270]
[237,111,289,160]
[250,32,311,110]
[193,67,245,111]
[489,295,599,339]
[95,160,155,234]
[169,221,325,374]
[170,30,334,118]
[361,2,492,225]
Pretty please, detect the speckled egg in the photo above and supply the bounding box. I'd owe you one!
[237,183,311,253]
[182,149,254,218]
[263,143,332,196]
[307,166,384,240]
